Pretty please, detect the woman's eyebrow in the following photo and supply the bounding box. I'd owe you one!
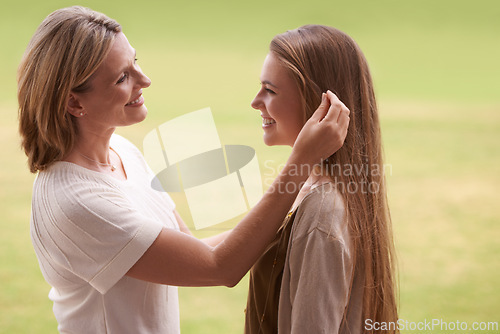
[116,50,137,73]
[109,50,137,82]
[261,80,278,88]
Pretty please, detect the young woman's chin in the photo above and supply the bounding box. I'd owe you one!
[263,133,279,146]
[262,134,294,147]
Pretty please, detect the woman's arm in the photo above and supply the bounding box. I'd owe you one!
[127,91,350,287]
[175,209,231,247]
[174,210,192,236]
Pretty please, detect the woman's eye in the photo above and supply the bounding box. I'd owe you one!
[265,88,276,94]
[117,74,127,84]
[134,58,138,64]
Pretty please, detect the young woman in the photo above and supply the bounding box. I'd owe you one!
[245,25,398,333]
[18,8,350,333]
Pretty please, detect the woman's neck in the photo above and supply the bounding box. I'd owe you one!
[62,127,119,174]
[69,130,113,160]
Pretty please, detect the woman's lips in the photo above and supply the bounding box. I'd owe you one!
[262,117,276,128]
[125,94,144,107]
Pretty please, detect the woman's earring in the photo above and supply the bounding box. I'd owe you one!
[79,112,84,116]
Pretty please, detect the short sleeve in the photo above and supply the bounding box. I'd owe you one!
[31,171,165,294]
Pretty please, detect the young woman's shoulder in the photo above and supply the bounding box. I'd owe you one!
[292,181,348,242]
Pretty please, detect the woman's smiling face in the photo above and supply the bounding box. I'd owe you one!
[69,32,152,131]
[251,53,304,147]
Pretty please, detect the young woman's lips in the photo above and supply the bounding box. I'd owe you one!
[262,117,276,128]
[125,94,144,107]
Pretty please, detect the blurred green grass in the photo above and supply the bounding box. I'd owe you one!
[1,0,499,333]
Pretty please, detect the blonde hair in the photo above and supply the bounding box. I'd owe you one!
[18,6,121,173]
[271,25,398,331]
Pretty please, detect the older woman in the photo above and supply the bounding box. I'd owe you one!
[18,7,349,333]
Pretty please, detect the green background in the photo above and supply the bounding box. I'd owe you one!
[1,0,499,333]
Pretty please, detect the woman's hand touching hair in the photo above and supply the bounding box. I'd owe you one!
[290,90,350,166]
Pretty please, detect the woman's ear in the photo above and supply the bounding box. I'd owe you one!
[67,93,86,117]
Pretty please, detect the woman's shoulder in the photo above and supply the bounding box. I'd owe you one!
[298,181,345,216]
[292,180,348,241]
[31,162,145,239]
[33,162,127,214]
[36,160,118,189]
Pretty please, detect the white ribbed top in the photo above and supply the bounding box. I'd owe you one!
[30,134,180,333]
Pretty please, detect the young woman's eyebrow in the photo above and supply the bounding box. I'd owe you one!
[261,80,278,88]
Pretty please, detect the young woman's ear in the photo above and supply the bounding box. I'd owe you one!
[67,93,86,117]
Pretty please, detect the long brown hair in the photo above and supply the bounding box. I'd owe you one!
[270,25,398,331]
[18,6,121,173]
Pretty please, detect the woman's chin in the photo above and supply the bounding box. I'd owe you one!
[263,133,293,147]
[138,108,148,122]
[128,106,148,124]
[263,134,277,146]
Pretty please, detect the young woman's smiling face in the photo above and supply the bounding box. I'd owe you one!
[251,53,304,147]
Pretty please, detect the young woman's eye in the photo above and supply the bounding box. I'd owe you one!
[116,74,128,84]
[265,88,276,94]
[134,58,138,64]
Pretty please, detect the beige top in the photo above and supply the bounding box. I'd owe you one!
[279,182,364,333]
[245,182,364,333]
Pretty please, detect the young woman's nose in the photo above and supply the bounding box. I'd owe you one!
[251,91,263,110]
